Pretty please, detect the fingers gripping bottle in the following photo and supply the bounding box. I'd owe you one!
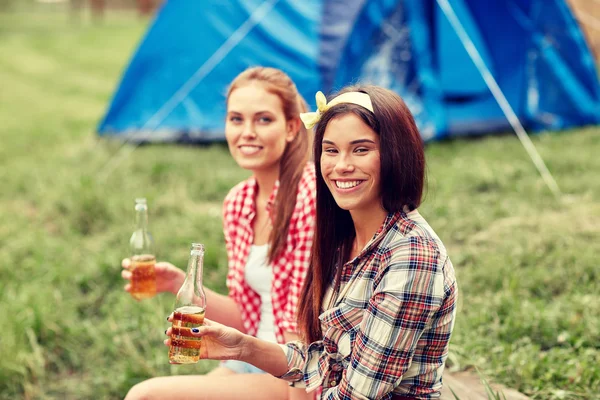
[129,198,156,300]
[169,243,207,364]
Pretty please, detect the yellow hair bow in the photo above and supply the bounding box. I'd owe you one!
[299,90,374,129]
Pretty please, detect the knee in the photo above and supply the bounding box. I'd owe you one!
[124,379,157,400]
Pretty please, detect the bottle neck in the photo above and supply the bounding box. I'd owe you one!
[176,245,206,308]
[186,249,204,286]
[135,207,148,231]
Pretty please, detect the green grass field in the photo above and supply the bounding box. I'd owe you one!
[0,8,599,400]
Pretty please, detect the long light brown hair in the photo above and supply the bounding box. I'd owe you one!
[227,67,311,264]
[297,85,426,342]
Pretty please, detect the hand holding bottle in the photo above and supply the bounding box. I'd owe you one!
[122,259,185,295]
[164,317,246,361]
[164,316,291,379]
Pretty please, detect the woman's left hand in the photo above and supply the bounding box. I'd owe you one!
[164,316,247,361]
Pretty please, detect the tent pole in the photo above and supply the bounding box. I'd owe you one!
[436,0,562,200]
[97,0,281,182]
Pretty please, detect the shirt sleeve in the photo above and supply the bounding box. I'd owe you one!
[277,342,308,384]
[280,168,316,332]
[323,238,446,400]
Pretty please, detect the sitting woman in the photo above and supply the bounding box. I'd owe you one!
[124,67,316,400]
[166,85,458,399]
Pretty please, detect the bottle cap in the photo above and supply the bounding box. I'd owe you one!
[190,243,205,253]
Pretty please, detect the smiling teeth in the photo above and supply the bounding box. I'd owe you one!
[336,181,361,189]
[239,145,261,155]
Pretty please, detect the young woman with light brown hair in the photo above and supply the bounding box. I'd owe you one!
[123,67,316,400]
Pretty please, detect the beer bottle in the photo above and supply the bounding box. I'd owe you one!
[129,198,156,300]
[168,243,207,364]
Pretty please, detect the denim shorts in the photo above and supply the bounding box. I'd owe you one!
[221,359,266,374]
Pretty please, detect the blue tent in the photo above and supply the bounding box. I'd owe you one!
[97,0,600,142]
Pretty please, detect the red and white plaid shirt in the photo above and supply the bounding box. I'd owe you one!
[223,163,316,344]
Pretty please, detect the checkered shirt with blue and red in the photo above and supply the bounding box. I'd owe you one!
[279,209,458,399]
[223,163,316,344]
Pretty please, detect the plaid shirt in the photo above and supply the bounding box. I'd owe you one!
[279,210,457,399]
[224,163,316,344]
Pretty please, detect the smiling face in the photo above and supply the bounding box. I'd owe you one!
[225,82,296,174]
[320,113,384,215]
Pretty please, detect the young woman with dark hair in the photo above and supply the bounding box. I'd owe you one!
[123,67,316,400]
[164,84,457,399]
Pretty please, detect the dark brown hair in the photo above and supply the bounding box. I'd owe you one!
[297,85,426,342]
[227,67,311,264]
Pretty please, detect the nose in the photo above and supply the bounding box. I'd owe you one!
[241,122,256,139]
[333,153,354,174]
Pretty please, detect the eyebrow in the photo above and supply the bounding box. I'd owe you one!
[227,110,273,115]
[322,139,376,145]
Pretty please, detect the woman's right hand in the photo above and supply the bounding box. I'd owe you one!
[164,317,247,361]
[121,259,185,295]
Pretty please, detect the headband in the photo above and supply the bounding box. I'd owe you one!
[299,90,374,129]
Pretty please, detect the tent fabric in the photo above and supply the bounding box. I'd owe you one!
[98,0,600,143]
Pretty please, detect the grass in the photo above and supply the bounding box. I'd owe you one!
[1,8,599,400]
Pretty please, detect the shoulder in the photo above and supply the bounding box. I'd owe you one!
[294,162,316,206]
[285,163,316,233]
[297,162,316,196]
[383,211,449,273]
[373,214,453,299]
[294,162,317,213]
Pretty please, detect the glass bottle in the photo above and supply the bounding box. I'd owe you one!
[168,243,207,364]
[129,198,156,300]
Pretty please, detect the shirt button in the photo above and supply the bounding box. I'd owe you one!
[331,380,337,386]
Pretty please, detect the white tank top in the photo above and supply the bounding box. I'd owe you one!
[244,244,277,342]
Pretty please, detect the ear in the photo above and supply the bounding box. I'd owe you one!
[285,118,301,142]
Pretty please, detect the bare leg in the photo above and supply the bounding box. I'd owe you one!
[124,368,291,400]
[206,366,236,376]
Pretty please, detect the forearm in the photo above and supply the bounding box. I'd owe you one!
[203,287,246,332]
[240,335,290,377]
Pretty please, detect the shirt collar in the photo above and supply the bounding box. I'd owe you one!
[333,209,419,301]
[351,211,401,261]
[240,177,280,220]
[348,208,420,264]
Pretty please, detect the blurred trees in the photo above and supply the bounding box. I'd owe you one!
[73,0,162,18]
[0,0,162,17]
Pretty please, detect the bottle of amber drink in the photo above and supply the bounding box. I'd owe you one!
[169,243,207,364]
[129,198,156,300]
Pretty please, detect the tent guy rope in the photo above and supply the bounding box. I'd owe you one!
[436,0,562,200]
